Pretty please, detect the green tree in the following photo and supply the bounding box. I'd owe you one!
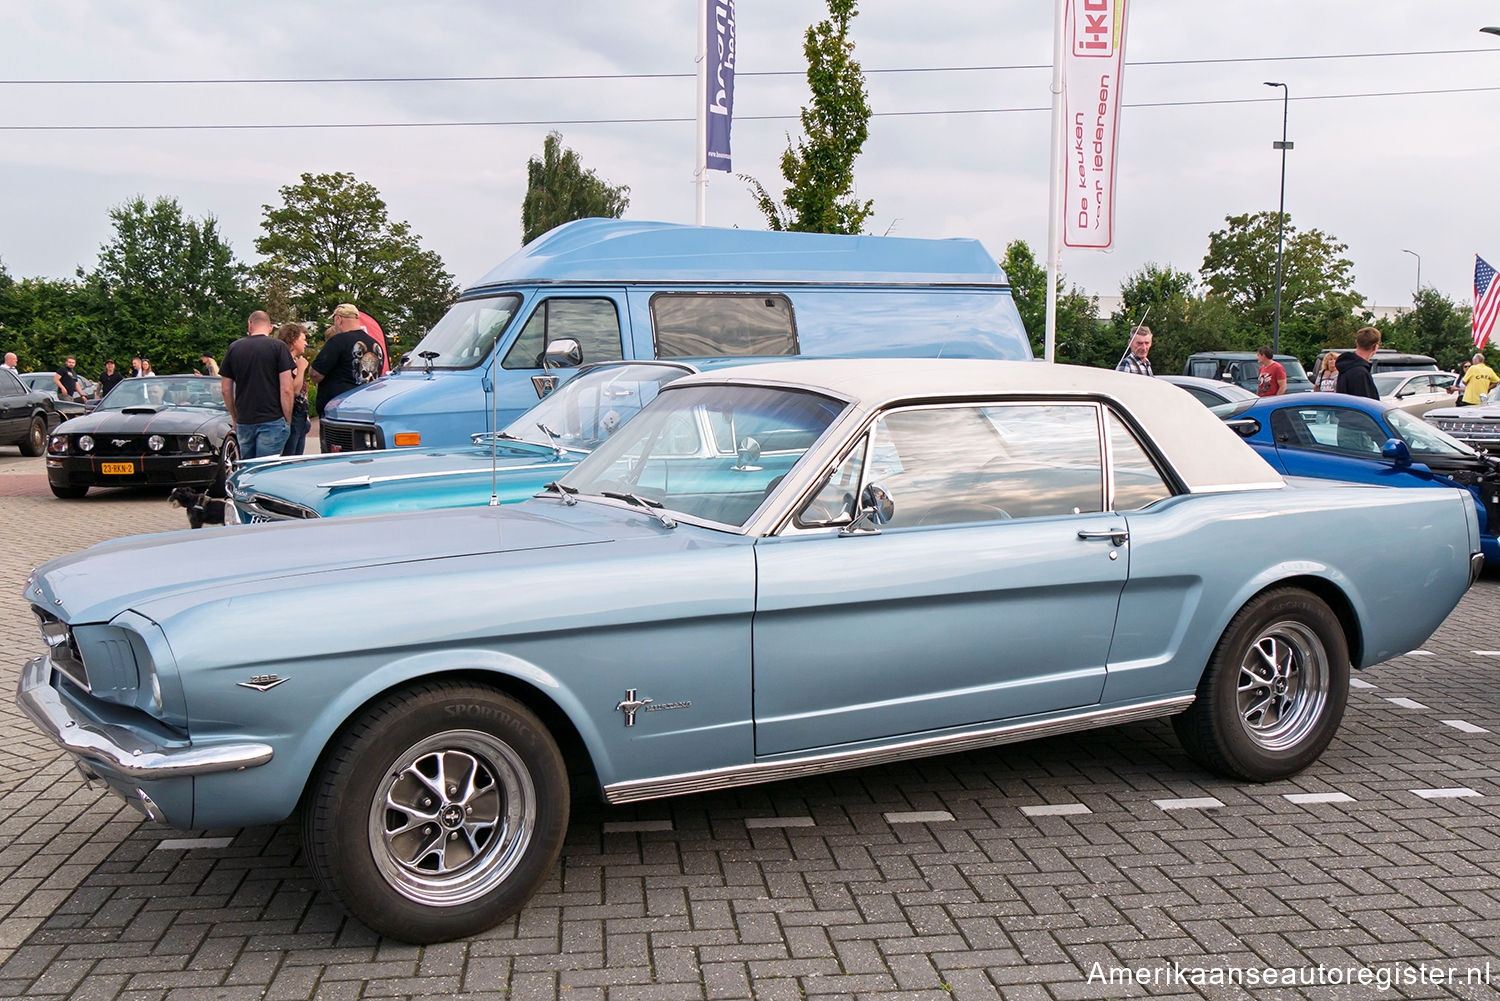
[1000,240,1102,365]
[1377,287,1486,372]
[1200,211,1364,364]
[255,172,459,343]
[0,274,99,374]
[92,195,256,371]
[521,132,631,245]
[743,0,874,234]
[1108,263,1240,375]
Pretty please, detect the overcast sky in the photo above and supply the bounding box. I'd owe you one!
[2,1,1497,321]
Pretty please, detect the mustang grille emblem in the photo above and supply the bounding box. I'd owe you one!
[238,674,289,692]
[112,439,130,448]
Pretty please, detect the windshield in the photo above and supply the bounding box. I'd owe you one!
[98,377,224,411]
[499,362,694,450]
[401,295,522,369]
[560,383,847,528]
[1372,374,1407,396]
[1279,358,1309,381]
[1387,408,1475,457]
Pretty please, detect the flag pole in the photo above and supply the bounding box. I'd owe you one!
[1044,0,1067,363]
[695,0,709,225]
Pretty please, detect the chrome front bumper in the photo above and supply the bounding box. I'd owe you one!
[16,655,273,780]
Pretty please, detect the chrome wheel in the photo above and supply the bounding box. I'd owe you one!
[368,730,537,907]
[1236,620,1329,752]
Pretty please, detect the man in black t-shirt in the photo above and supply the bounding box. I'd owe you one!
[54,356,84,401]
[220,310,294,458]
[97,360,123,400]
[310,303,384,417]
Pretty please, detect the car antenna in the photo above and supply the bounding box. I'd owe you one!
[489,343,501,507]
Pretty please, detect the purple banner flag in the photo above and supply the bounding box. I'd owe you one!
[705,0,736,172]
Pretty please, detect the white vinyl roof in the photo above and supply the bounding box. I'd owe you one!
[674,358,1285,494]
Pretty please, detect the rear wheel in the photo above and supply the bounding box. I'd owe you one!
[20,415,47,457]
[1173,588,1349,781]
[303,682,570,943]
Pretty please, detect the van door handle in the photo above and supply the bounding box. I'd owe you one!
[1077,528,1129,547]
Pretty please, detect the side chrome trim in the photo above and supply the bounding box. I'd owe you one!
[602,694,1195,805]
[16,655,273,780]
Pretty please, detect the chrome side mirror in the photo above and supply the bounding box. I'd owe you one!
[841,481,895,535]
[542,338,583,370]
[733,436,762,471]
[1381,438,1412,467]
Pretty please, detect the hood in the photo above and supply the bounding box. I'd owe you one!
[231,440,580,515]
[26,503,614,625]
[1335,352,1368,374]
[324,370,475,422]
[56,406,227,436]
[1427,402,1500,421]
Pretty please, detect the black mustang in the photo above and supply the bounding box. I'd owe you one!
[45,375,236,499]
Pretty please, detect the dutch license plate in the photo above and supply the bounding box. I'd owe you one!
[100,461,135,475]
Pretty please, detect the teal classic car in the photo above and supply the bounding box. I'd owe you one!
[227,360,700,522]
[17,359,1483,943]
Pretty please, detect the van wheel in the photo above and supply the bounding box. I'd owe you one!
[303,682,569,943]
[1173,588,1349,781]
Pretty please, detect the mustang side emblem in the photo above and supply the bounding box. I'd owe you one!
[238,674,289,692]
[616,689,653,726]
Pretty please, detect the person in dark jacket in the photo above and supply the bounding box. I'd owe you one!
[1334,326,1381,399]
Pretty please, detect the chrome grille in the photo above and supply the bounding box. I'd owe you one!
[33,606,89,690]
[89,435,148,455]
[245,495,320,520]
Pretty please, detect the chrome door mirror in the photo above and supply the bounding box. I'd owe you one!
[841,481,895,535]
[1382,438,1412,467]
[733,436,762,471]
[542,338,583,370]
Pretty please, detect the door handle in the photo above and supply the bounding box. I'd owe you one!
[1077,528,1129,547]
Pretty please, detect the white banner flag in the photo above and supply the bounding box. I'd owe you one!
[1063,0,1130,250]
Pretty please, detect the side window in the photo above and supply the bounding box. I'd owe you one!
[863,404,1101,529]
[1271,407,1387,456]
[650,293,798,357]
[796,434,868,527]
[0,372,21,397]
[1106,412,1172,510]
[501,298,623,370]
[1434,373,1457,391]
[1188,360,1216,379]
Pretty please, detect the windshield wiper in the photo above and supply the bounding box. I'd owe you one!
[600,489,677,528]
[542,481,578,505]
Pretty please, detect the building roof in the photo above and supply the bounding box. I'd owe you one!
[674,358,1284,495]
[469,219,1007,290]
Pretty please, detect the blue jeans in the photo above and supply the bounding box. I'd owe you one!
[282,413,311,455]
[237,419,290,459]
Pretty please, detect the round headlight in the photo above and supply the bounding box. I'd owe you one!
[77,435,94,452]
[185,435,208,453]
[148,434,165,452]
[47,435,69,455]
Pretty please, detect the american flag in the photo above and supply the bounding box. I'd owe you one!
[1476,255,1499,350]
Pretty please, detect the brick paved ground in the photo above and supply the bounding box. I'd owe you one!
[3,442,1500,999]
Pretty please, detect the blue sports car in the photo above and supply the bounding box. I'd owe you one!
[1215,393,1500,563]
[18,361,1484,943]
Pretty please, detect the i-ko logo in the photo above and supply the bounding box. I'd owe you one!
[1072,0,1116,57]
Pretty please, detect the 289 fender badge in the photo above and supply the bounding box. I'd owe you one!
[238,674,289,692]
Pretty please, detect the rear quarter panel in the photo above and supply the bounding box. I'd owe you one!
[1103,484,1474,705]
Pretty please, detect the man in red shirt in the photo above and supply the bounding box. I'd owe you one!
[1256,345,1287,396]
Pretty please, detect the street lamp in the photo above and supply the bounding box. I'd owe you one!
[1401,249,1421,299]
[1264,82,1292,355]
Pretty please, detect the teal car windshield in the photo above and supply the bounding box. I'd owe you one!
[401,295,522,369]
[561,384,847,527]
[500,363,691,451]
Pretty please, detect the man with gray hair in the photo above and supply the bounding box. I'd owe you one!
[1,352,17,374]
[1457,351,1498,407]
[1115,325,1153,376]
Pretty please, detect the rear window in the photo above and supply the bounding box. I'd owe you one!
[651,293,799,357]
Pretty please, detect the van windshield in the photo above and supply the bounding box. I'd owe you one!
[401,295,522,370]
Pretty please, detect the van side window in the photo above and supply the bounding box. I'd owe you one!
[650,293,798,357]
[502,298,623,370]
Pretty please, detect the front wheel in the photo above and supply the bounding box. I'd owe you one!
[1173,588,1350,781]
[303,682,570,943]
[20,415,46,457]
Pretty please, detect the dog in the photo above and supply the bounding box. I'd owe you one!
[168,440,233,529]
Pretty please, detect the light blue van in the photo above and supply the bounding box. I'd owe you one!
[318,219,1031,452]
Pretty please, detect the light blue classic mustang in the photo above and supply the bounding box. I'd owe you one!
[227,360,702,522]
[17,360,1484,943]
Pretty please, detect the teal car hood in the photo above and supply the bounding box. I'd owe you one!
[231,441,580,517]
[27,504,609,625]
